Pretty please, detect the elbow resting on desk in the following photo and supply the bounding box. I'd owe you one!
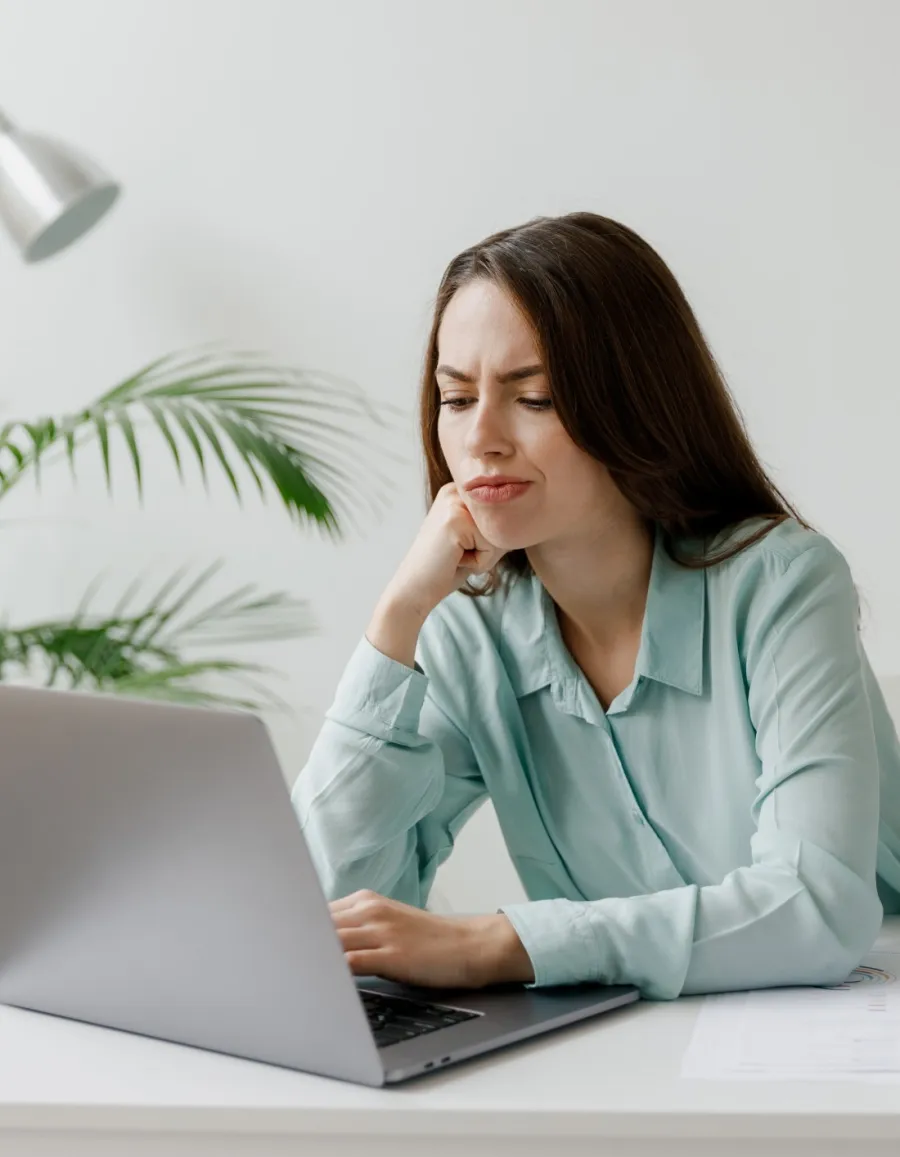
[678,863,884,998]
[774,880,884,990]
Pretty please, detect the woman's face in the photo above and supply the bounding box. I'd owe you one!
[435,278,629,553]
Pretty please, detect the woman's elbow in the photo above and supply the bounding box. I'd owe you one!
[816,898,883,986]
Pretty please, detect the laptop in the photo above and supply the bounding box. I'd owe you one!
[0,683,640,1086]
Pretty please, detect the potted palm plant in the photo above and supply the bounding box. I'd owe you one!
[0,346,396,710]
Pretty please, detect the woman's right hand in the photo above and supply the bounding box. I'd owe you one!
[382,482,508,624]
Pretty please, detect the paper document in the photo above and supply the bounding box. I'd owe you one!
[682,951,900,1081]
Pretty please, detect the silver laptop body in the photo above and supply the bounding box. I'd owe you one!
[0,684,639,1086]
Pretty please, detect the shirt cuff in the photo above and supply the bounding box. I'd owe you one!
[498,899,610,988]
[326,634,429,744]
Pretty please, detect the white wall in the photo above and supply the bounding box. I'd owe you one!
[1,0,897,914]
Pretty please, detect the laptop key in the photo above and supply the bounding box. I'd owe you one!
[360,989,479,1048]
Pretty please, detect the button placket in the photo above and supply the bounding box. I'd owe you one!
[601,725,686,888]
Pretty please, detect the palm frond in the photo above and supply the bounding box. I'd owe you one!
[0,563,314,711]
[0,347,406,536]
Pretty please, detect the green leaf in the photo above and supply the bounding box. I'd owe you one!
[114,407,142,499]
[0,347,400,533]
[189,410,241,502]
[0,344,401,704]
[0,565,313,710]
[143,399,184,481]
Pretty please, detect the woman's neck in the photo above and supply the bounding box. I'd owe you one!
[526,514,654,653]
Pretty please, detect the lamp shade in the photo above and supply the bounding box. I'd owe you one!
[0,108,120,263]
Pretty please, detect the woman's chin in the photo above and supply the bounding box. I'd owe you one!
[469,507,544,554]
[472,524,537,554]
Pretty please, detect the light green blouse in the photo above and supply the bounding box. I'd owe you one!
[292,518,900,999]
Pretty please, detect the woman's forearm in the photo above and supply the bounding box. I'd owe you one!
[365,593,428,670]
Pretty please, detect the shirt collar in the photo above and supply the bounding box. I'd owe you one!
[500,524,706,700]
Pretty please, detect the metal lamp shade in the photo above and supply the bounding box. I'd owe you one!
[0,116,120,263]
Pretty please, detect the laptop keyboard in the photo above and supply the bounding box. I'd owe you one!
[358,989,479,1049]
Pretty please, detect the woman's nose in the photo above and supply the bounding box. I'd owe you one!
[464,404,513,457]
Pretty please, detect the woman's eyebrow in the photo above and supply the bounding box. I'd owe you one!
[435,364,545,384]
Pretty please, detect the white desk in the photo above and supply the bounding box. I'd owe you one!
[2,919,899,1157]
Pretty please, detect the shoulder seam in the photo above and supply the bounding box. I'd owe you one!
[725,529,834,575]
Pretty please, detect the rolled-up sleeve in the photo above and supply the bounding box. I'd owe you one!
[500,543,884,998]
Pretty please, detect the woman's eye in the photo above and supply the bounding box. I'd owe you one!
[438,398,554,411]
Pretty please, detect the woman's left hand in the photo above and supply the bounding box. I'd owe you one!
[329,890,535,989]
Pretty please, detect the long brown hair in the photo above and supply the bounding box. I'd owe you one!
[419,212,809,596]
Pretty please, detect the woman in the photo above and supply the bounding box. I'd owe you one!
[293,212,900,1000]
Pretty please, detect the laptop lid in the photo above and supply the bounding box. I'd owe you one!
[0,684,385,1086]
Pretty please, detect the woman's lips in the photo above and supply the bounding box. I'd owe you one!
[467,482,532,504]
